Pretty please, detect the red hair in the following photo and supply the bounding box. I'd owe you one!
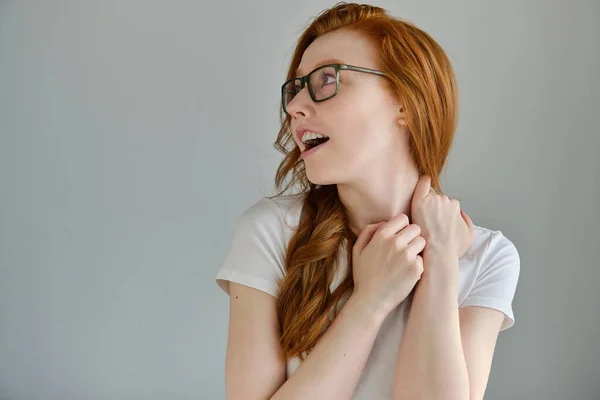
[269,2,458,361]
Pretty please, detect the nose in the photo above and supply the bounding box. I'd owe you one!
[285,85,313,118]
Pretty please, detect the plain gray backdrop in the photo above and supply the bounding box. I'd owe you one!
[0,0,598,399]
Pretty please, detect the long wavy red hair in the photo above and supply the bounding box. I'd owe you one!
[268,2,458,362]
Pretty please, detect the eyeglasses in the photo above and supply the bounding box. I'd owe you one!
[281,63,388,114]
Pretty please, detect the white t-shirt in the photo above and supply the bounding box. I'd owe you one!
[215,194,520,399]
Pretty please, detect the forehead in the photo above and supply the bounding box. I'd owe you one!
[296,29,379,76]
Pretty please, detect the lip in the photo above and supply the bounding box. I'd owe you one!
[300,139,328,159]
[295,124,328,152]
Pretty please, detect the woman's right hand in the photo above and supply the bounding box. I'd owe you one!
[351,213,426,317]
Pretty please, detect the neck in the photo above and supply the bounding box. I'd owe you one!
[337,167,420,237]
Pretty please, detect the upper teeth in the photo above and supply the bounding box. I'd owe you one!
[301,131,328,143]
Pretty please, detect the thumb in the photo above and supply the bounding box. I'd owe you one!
[460,209,473,229]
[412,175,432,206]
[353,222,385,255]
[461,209,476,237]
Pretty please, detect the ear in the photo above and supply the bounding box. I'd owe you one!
[397,106,407,126]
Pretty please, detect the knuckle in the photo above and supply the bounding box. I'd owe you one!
[372,228,386,241]
[394,213,409,226]
[411,236,423,247]
[412,257,423,274]
[399,248,410,259]
[415,261,424,276]
[410,223,421,235]
[401,249,412,263]
[394,237,405,250]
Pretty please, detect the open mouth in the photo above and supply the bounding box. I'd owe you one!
[303,136,330,151]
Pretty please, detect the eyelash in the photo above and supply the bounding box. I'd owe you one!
[311,74,339,89]
[291,72,341,91]
[320,71,335,83]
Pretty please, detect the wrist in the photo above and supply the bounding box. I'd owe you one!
[421,253,459,287]
[347,291,389,327]
[423,245,458,263]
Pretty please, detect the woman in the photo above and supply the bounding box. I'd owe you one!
[215,3,520,399]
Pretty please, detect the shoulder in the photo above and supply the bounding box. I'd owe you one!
[463,225,519,265]
[250,193,304,220]
[476,225,519,268]
[459,224,521,330]
[459,224,521,293]
[236,194,305,243]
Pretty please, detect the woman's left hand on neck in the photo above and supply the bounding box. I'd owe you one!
[409,175,477,272]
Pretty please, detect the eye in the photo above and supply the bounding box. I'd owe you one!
[320,71,336,85]
[285,82,302,94]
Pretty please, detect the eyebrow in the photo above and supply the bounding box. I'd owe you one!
[296,58,346,76]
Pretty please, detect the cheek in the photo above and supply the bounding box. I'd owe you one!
[330,102,371,148]
[325,89,395,158]
[333,110,386,156]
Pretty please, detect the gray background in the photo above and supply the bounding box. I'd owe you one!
[0,0,598,399]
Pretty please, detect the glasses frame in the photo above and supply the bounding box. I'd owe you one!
[281,63,388,114]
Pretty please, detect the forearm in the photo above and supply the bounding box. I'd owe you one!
[271,293,386,400]
[393,253,469,400]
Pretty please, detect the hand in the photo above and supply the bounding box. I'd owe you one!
[410,175,476,260]
[458,209,476,258]
[351,213,426,317]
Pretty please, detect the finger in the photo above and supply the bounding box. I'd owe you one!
[412,175,432,204]
[461,210,477,243]
[377,213,410,238]
[405,235,427,259]
[393,224,421,247]
[354,221,386,255]
[460,209,474,232]
[415,255,424,274]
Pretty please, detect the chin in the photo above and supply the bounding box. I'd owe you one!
[305,167,345,187]
[305,170,335,186]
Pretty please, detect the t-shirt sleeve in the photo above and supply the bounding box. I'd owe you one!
[460,230,521,331]
[215,197,287,299]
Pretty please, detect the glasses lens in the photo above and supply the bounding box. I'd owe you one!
[282,66,338,112]
[283,78,302,111]
[309,65,337,101]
